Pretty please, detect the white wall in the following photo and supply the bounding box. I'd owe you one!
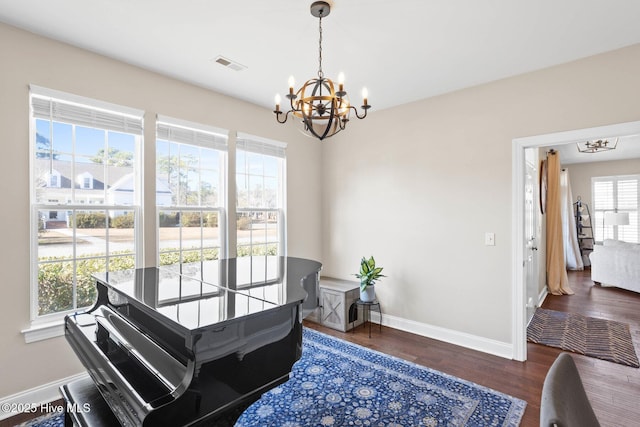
[0,22,322,399]
[321,43,640,347]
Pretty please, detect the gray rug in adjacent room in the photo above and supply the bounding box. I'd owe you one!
[527,308,639,368]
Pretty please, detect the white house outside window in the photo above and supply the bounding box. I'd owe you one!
[30,86,143,319]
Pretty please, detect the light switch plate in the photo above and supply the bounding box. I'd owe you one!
[485,232,495,246]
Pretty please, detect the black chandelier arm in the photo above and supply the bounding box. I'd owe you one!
[274,109,294,124]
[286,93,298,103]
[289,95,300,111]
[349,105,371,120]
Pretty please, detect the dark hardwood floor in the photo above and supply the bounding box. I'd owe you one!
[3,270,638,426]
[306,269,640,427]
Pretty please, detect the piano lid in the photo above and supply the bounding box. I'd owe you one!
[92,256,320,332]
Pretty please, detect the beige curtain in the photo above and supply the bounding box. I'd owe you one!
[545,151,574,295]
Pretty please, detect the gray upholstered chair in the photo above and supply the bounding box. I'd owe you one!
[540,352,601,427]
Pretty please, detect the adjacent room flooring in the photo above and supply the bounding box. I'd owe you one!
[306,269,640,427]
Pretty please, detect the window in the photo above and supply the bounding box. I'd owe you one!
[156,117,228,270]
[592,175,639,243]
[30,86,143,319]
[78,172,93,189]
[236,133,286,261]
[27,87,285,337]
[47,170,60,187]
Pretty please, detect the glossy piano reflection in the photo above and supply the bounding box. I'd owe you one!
[62,256,321,426]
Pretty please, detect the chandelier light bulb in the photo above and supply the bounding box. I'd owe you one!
[288,76,295,92]
[362,87,369,105]
[337,72,345,94]
[274,94,281,112]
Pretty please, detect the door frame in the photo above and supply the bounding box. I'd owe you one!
[511,120,640,361]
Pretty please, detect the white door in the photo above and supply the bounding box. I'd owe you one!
[524,148,540,323]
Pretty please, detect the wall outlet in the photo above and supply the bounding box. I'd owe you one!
[485,232,495,246]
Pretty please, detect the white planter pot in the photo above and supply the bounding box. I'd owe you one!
[360,285,376,302]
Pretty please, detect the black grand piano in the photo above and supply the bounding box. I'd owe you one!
[61,256,322,426]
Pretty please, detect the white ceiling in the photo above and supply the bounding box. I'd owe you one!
[2,0,640,114]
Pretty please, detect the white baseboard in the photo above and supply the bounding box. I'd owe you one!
[370,311,515,360]
[538,287,548,308]
[0,372,89,421]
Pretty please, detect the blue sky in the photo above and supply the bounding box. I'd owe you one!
[36,119,135,159]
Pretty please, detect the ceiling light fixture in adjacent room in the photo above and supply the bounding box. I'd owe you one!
[576,138,618,153]
[273,1,370,141]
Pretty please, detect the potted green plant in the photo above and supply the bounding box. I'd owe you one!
[355,256,386,302]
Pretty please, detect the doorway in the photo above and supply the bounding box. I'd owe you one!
[511,119,640,361]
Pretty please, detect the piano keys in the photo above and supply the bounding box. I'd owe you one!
[61,256,322,426]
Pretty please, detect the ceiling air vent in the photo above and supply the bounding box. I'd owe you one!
[213,55,247,72]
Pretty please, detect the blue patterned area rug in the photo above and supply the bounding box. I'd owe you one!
[16,412,63,427]
[235,328,526,426]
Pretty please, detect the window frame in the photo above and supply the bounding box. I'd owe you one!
[29,86,144,324]
[592,174,639,244]
[235,133,287,262]
[155,116,229,270]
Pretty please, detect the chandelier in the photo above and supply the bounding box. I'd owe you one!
[273,1,370,141]
[576,138,618,153]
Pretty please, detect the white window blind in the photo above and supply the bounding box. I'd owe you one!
[236,132,286,158]
[30,85,143,135]
[157,116,228,151]
[592,175,639,243]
